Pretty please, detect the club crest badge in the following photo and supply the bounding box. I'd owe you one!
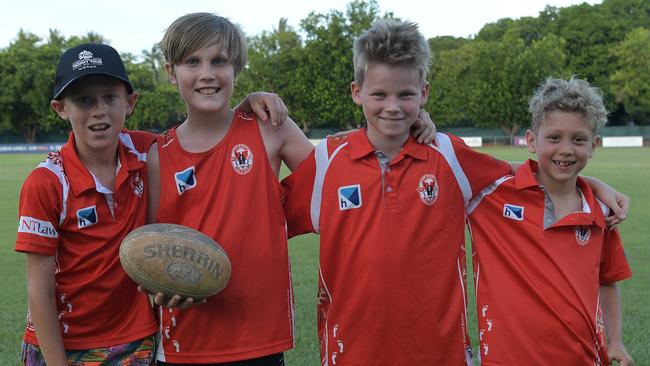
[131,173,144,198]
[231,144,253,175]
[575,226,591,246]
[416,174,439,206]
[77,206,98,229]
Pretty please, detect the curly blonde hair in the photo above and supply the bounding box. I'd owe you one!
[529,76,608,132]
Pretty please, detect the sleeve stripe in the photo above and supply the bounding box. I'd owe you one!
[38,159,69,226]
[310,140,347,233]
[119,132,147,162]
[466,176,513,215]
[428,133,473,206]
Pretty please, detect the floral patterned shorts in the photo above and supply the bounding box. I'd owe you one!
[21,335,155,366]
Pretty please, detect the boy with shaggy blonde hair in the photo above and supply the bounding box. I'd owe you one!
[466,77,634,365]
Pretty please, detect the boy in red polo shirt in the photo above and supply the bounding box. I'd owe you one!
[282,20,514,365]
[466,77,634,365]
[15,43,158,365]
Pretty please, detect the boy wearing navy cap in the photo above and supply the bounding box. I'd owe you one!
[15,42,158,366]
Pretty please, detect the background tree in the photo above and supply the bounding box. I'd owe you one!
[0,31,61,142]
[466,32,566,140]
[610,27,650,125]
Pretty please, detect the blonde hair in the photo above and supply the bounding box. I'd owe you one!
[353,20,431,86]
[161,12,247,76]
[529,76,608,132]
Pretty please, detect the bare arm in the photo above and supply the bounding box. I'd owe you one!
[146,143,160,224]
[26,253,67,366]
[276,117,315,172]
[600,283,634,365]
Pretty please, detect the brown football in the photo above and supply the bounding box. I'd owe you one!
[119,223,231,299]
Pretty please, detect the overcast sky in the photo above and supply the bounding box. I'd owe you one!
[1,0,601,56]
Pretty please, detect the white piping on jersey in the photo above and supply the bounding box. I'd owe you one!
[319,264,334,366]
[428,133,473,206]
[311,140,348,233]
[466,176,514,215]
[38,158,69,226]
[119,132,148,162]
[457,255,474,366]
[596,198,609,217]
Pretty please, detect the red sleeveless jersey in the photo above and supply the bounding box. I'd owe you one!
[154,112,294,363]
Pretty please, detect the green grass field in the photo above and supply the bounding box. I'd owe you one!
[1,148,648,365]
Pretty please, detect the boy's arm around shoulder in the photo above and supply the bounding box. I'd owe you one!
[258,115,314,174]
[281,145,319,238]
[441,133,511,198]
[583,177,629,228]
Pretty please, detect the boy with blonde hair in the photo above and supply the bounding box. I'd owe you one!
[147,12,315,365]
[282,20,514,365]
[466,77,634,365]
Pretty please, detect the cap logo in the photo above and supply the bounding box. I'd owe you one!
[72,50,103,71]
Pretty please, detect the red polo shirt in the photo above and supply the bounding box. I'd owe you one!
[283,129,510,365]
[466,159,632,365]
[15,130,157,349]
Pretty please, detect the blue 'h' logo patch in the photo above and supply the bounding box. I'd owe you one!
[175,166,197,196]
[503,204,524,221]
[338,184,362,211]
[77,206,98,228]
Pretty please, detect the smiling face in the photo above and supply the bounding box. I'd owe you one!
[526,111,599,189]
[351,63,429,153]
[51,75,137,158]
[166,43,235,119]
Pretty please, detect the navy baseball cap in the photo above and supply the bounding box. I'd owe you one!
[53,43,133,99]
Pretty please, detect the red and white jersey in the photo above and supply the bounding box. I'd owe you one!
[154,112,294,363]
[466,160,632,365]
[15,130,157,350]
[282,129,510,365]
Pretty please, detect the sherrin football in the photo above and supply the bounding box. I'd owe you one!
[119,223,231,299]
